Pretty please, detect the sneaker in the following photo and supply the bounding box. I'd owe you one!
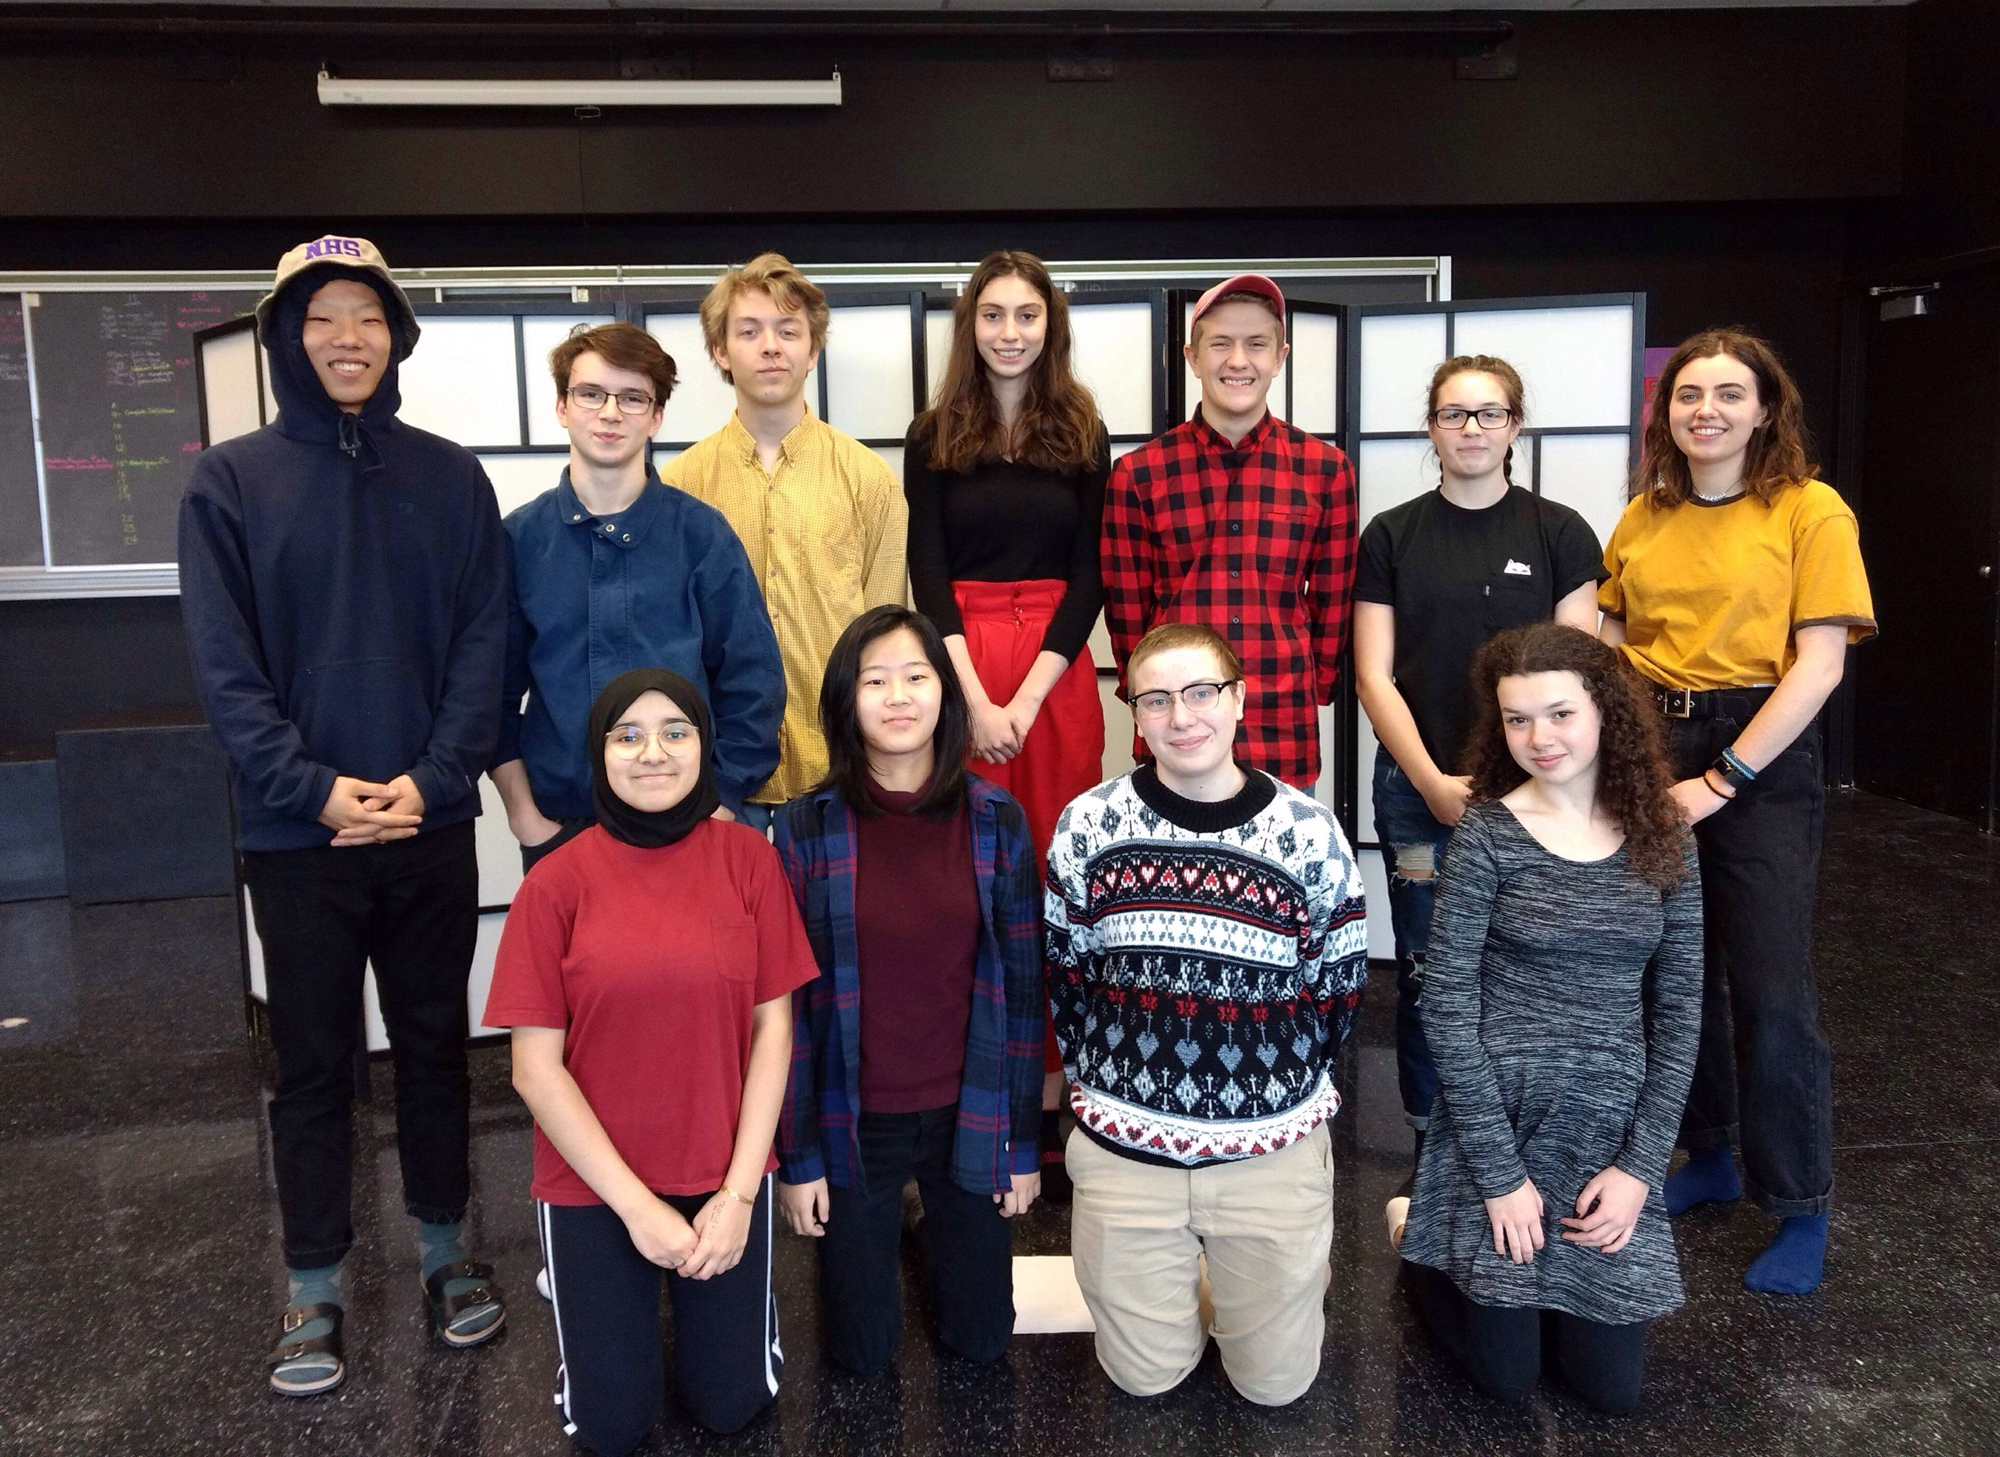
[1385,1174,1415,1253]
[536,1266,552,1302]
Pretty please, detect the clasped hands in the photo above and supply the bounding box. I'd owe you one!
[318,773,426,846]
[624,1189,753,1280]
[1483,1166,1648,1265]
[969,696,1041,765]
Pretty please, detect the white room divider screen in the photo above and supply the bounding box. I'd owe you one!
[1342,293,1645,956]
[197,265,1653,1045]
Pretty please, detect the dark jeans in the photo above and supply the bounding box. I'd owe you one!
[519,816,589,874]
[537,1181,781,1452]
[1372,748,1456,1129]
[1667,691,1834,1217]
[1408,1262,1647,1415]
[818,1106,1015,1376]
[242,821,478,1269]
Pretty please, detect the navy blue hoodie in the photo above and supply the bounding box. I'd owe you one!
[178,268,509,851]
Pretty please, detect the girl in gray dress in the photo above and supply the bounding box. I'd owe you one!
[1399,622,1702,1414]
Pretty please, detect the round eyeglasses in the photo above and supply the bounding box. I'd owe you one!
[567,384,658,416]
[1126,680,1240,719]
[604,722,699,759]
[1430,406,1515,431]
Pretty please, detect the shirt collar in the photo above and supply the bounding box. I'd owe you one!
[723,406,819,469]
[554,463,667,551]
[1188,404,1276,456]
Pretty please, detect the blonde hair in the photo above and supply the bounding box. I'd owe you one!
[1127,621,1245,686]
[698,252,830,384]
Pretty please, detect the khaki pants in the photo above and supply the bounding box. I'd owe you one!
[1067,1122,1335,1406]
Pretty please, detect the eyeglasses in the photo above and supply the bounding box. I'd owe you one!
[1126,680,1240,719]
[1430,407,1515,431]
[567,384,657,416]
[604,722,699,759]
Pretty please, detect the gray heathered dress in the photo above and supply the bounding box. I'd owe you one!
[1399,800,1703,1326]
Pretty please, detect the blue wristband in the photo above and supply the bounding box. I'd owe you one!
[1719,747,1758,782]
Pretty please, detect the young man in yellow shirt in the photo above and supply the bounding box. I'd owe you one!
[665,254,907,831]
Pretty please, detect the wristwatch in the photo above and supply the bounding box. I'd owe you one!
[1708,750,1756,795]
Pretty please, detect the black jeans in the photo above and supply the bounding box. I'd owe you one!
[1408,1263,1647,1415]
[818,1106,1015,1376]
[242,821,479,1269]
[1667,690,1834,1217]
[537,1181,781,1452]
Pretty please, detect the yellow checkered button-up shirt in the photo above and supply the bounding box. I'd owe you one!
[665,409,907,804]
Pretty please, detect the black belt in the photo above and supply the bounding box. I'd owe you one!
[1644,681,1775,719]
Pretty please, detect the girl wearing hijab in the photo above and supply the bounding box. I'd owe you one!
[773,605,1046,1376]
[484,669,818,1454]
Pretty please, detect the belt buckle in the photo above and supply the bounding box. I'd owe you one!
[1660,686,1692,719]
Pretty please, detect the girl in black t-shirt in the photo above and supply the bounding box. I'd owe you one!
[1352,355,1605,1251]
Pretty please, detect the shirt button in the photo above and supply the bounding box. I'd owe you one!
[571,513,582,522]
[622,533,631,542]
[1230,522,1241,532]
[1231,616,1240,625]
[1231,570,1240,579]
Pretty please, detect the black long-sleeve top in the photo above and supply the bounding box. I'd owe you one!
[902,419,1109,663]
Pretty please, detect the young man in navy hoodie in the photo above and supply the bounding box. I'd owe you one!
[179,236,510,1395]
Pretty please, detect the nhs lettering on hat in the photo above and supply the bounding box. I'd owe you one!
[301,237,367,261]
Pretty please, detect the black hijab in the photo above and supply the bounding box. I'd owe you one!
[588,669,720,849]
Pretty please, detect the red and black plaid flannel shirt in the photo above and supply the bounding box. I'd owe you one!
[1101,410,1358,789]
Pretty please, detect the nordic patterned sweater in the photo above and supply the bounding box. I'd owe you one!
[1044,765,1368,1168]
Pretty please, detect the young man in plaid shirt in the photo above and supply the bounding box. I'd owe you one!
[1100,274,1358,790]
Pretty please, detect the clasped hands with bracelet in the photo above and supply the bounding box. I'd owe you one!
[1483,1166,1650,1265]
[622,1183,756,1279]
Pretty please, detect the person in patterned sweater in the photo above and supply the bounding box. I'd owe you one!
[1099,272,1358,790]
[1044,621,1367,1407]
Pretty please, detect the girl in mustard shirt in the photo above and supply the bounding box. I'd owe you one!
[1599,328,1874,1296]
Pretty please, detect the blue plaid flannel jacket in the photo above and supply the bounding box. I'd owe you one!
[773,776,1045,1196]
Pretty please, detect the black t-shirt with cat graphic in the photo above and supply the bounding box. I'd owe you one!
[1354,486,1604,775]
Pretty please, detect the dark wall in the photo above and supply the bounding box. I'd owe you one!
[0,8,1905,218]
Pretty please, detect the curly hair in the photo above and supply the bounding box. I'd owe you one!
[1463,622,1691,892]
[1634,327,1818,508]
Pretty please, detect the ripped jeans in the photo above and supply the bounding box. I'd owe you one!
[1372,748,1456,1130]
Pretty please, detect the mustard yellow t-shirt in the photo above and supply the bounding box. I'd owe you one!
[1598,479,1876,691]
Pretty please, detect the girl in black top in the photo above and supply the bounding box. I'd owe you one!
[904,250,1110,1190]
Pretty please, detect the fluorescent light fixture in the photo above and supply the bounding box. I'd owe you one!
[316,70,841,108]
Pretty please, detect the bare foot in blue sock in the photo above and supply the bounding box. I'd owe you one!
[1744,1212,1828,1294]
[1664,1145,1741,1217]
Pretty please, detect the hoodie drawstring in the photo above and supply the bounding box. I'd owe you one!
[337,413,361,458]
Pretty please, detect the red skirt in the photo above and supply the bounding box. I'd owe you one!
[953,579,1106,1073]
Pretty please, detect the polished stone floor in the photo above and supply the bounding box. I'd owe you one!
[1,791,1995,1456]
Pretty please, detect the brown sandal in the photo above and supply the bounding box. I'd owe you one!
[423,1260,505,1349]
[267,1303,346,1396]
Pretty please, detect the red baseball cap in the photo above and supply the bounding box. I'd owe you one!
[1189,273,1287,332]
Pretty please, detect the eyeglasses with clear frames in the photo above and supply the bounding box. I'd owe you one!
[1126,680,1241,719]
[1429,406,1515,430]
[567,384,658,416]
[604,722,699,759]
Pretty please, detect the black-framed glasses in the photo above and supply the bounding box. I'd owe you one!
[1126,680,1240,719]
[1429,406,1514,430]
[567,384,657,416]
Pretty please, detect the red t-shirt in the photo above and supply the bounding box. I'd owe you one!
[483,819,819,1205]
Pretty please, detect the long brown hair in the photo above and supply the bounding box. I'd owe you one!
[1463,622,1690,892]
[1427,354,1527,485]
[1634,327,1817,508]
[916,250,1103,475]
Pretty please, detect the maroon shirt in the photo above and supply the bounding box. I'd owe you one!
[854,775,980,1112]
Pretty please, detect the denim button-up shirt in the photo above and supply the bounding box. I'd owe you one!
[496,467,784,817]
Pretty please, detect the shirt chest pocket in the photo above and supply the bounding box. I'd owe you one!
[1245,506,1315,579]
[703,916,760,984]
[1483,573,1546,633]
